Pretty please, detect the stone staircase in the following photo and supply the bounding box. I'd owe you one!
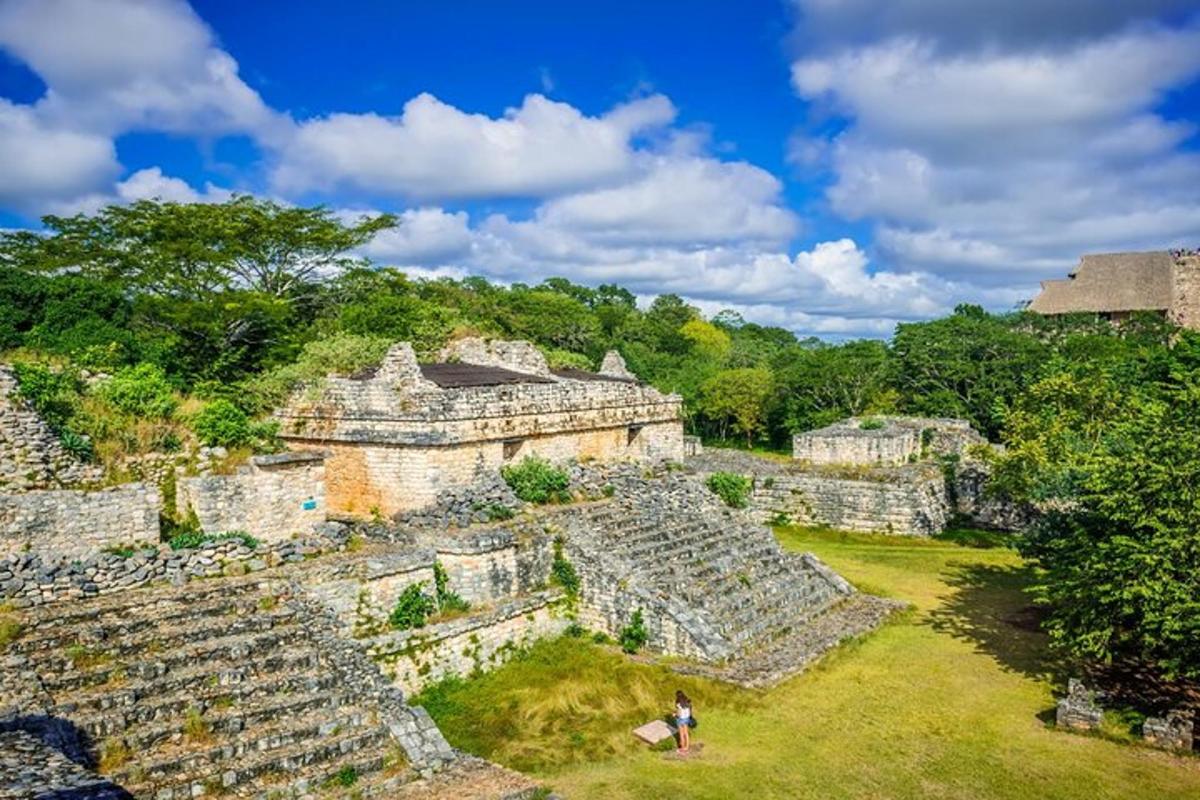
[553,476,886,672]
[2,573,538,799]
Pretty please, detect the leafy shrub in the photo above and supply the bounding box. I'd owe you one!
[705,471,752,509]
[245,333,392,412]
[98,363,177,418]
[10,362,80,431]
[433,562,471,613]
[191,399,273,448]
[501,456,571,504]
[482,503,515,521]
[59,429,94,461]
[858,417,886,431]
[550,537,581,598]
[619,609,648,654]
[389,583,436,629]
[167,530,260,551]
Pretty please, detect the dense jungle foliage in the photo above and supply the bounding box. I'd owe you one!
[2,197,1198,679]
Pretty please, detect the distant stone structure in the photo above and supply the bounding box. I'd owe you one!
[1055,679,1105,732]
[175,450,327,543]
[276,339,684,517]
[1028,250,1200,329]
[793,416,983,466]
[1143,710,1194,751]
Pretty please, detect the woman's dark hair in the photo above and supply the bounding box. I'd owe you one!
[675,690,692,708]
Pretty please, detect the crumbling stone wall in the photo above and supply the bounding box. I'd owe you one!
[792,416,983,466]
[0,483,160,560]
[367,591,570,694]
[749,468,951,536]
[176,451,327,542]
[0,366,101,491]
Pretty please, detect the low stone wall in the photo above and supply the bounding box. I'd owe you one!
[366,591,570,694]
[792,416,985,467]
[177,451,327,543]
[0,525,349,608]
[748,469,950,536]
[0,483,160,560]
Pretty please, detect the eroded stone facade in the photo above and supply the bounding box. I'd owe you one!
[176,450,327,543]
[0,483,161,560]
[793,416,984,466]
[277,339,684,517]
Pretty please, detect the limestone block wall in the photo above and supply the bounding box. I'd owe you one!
[308,419,683,518]
[0,483,160,560]
[176,451,326,542]
[792,417,984,467]
[750,470,950,536]
[366,591,570,694]
[793,426,919,466]
[0,366,102,492]
[429,529,519,605]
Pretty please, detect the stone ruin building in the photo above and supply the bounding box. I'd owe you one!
[1028,249,1200,329]
[694,415,1026,537]
[1,343,904,796]
[275,338,684,517]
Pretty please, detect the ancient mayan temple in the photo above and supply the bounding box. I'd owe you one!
[1028,250,1200,328]
[276,338,684,517]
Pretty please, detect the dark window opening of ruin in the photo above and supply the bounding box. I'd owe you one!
[627,425,643,447]
[503,438,524,461]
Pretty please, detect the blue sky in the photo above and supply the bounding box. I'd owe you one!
[0,1,1198,337]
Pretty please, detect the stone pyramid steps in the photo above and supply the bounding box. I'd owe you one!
[564,487,850,660]
[16,573,278,630]
[11,591,278,655]
[51,646,325,720]
[8,575,466,798]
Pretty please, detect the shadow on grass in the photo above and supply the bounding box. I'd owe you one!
[926,561,1064,684]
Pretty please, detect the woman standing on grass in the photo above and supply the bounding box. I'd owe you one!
[675,690,693,754]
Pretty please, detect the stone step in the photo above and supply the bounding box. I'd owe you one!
[117,685,366,755]
[28,607,301,678]
[11,591,286,655]
[241,740,409,800]
[39,624,310,694]
[109,706,386,788]
[65,666,345,744]
[17,574,280,629]
[51,644,325,718]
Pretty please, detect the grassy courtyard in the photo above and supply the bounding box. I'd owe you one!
[416,527,1200,799]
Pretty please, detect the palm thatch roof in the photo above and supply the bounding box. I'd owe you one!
[1029,251,1175,314]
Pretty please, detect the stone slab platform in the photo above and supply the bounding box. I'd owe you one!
[668,594,905,688]
[633,719,676,745]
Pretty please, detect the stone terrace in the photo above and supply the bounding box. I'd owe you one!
[0,568,544,799]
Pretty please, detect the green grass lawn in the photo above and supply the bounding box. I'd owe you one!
[416,527,1200,799]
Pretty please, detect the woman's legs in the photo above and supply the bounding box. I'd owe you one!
[679,722,690,752]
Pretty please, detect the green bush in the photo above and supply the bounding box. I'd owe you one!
[433,562,471,613]
[619,609,648,654]
[389,583,436,629]
[705,471,752,509]
[550,537,581,599]
[167,530,260,551]
[191,399,256,447]
[858,417,886,431]
[501,456,571,504]
[10,362,80,431]
[98,363,177,418]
